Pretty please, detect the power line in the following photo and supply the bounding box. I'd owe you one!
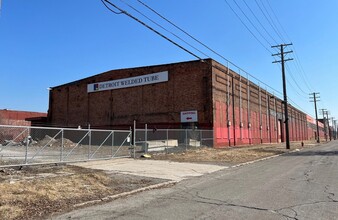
[118,0,211,59]
[285,63,309,95]
[230,0,276,48]
[101,0,314,121]
[100,0,123,14]
[254,0,285,43]
[259,0,315,92]
[286,77,308,99]
[288,97,312,116]
[264,0,292,43]
[259,0,286,42]
[273,62,312,116]
[291,46,316,91]
[101,0,203,60]
[241,0,279,45]
[136,0,241,63]
[223,0,273,53]
[102,0,317,114]
[136,0,283,97]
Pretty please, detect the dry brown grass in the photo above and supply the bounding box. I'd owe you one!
[0,165,163,220]
[150,141,317,165]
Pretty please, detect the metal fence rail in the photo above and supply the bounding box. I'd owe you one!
[135,127,214,154]
[0,125,132,166]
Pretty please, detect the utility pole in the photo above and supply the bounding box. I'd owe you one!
[309,92,320,143]
[326,111,331,141]
[320,109,328,141]
[272,43,293,149]
[330,117,335,140]
[334,120,337,140]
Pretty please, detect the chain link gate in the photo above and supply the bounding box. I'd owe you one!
[0,125,132,166]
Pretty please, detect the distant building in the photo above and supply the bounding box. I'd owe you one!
[0,109,47,126]
[0,109,47,143]
[47,59,322,147]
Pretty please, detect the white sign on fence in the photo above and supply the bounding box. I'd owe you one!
[180,110,198,123]
[87,71,168,93]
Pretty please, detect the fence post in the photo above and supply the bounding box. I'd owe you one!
[185,129,188,150]
[145,124,148,154]
[166,129,169,153]
[200,130,203,147]
[88,128,92,160]
[60,129,64,162]
[111,131,115,157]
[24,128,29,164]
[133,121,136,158]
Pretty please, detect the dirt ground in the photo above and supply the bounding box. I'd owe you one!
[0,141,319,220]
[150,142,316,165]
[0,164,165,220]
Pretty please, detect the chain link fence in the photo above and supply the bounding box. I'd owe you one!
[135,127,213,154]
[0,125,132,166]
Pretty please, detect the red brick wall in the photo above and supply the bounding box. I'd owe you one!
[210,60,308,147]
[0,110,47,126]
[48,60,213,129]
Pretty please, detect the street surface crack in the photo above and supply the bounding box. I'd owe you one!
[325,185,338,202]
[275,207,299,220]
[193,192,280,216]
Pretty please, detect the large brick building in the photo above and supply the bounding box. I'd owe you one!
[47,59,323,147]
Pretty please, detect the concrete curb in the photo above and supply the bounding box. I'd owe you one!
[230,148,301,169]
[73,180,177,208]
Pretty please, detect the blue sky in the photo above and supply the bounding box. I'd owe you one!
[1,0,337,122]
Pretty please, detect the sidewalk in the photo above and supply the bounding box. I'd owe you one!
[74,141,322,181]
[75,158,226,181]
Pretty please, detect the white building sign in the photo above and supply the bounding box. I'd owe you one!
[181,110,198,123]
[87,71,168,93]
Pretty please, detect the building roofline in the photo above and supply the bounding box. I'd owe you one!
[0,109,47,115]
[51,58,213,89]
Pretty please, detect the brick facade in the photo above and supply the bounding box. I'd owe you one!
[0,109,46,126]
[48,60,213,129]
[47,59,322,147]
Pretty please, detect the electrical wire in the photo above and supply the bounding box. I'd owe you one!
[253,0,285,43]
[261,0,316,92]
[241,0,279,45]
[258,0,286,41]
[136,0,229,64]
[285,63,309,96]
[286,78,307,99]
[136,0,283,97]
[101,0,203,60]
[223,0,273,54]
[230,0,276,48]
[288,97,313,116]
[118,0,211,59]
[264,0,292,43]
[291,46,316,92]
[100,0,123,14]
[101,0,311,116]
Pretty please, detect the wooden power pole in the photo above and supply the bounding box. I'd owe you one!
[309,92,320,143]
[272,43,293,149]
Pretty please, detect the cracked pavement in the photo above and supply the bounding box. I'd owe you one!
[53,141,338,220]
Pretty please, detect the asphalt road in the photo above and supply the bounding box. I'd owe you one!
[54,141,338,220]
